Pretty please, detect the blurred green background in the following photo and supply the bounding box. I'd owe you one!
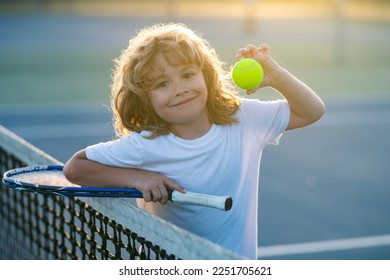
[1,0,389,105]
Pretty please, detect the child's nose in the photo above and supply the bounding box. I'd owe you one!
[173,81,188,96]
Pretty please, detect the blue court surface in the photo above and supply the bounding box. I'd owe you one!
[1,11,389,260]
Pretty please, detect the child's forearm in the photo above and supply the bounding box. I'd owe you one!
[64,150,136,187]
[272,68,325,130]
[63,149,185,203]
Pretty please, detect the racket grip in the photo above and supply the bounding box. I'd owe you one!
[170,191,233,211]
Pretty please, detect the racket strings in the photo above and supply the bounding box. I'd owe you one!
[10,170,80,187]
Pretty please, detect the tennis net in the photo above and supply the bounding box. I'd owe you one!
[0,125,243,260]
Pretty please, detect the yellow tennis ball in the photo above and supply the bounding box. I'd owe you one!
[232,58,264,90]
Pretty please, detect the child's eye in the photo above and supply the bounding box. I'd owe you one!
[156,81,169,88]
[183,73,194,79]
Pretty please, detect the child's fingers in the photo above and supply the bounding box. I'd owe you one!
[244,44,259,54]
[143,184,168,203]
[257,44,270,55]
[142,190,153,202]
[157,181,180,204]
[144,178,186,204]
[133,172,185,203]
[152,184,169,204]
[165,178,186,194]
[246,89,257,95]
[236,44,270,63]
[235,47,247,59]
[236,44,258,59]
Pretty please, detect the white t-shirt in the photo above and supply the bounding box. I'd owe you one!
[86,98,290,259]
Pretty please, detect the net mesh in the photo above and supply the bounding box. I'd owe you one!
[0,125,242,260]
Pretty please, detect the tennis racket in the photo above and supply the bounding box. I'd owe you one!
[2,165,232,211]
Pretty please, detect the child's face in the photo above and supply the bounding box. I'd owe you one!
[147,52,209,133]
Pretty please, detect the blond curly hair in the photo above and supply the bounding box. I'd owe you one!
[111,23,240,138]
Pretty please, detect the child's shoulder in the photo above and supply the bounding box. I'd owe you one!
[240,98,288,110]
[237,98,289,121]
[239,97,281,111]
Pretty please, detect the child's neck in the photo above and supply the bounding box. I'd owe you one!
[170,117,212,140]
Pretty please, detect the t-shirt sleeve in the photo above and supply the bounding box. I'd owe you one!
[85,134,144,168]
[240,98,290,146]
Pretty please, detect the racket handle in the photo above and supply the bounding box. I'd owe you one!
[170,191,233,211]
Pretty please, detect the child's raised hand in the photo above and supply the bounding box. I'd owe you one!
[235,44,283,94]
[236,44,270,61]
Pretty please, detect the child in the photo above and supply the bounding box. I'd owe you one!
[64,23,324,259]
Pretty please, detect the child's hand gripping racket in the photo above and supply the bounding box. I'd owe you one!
[2,165,233,211]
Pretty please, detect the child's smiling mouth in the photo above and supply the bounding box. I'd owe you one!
[170,96,197,107]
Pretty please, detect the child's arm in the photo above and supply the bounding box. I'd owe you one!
[63,149,185,203]
[236,44,325,130]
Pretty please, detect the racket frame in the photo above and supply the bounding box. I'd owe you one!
[2,165,232,211]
